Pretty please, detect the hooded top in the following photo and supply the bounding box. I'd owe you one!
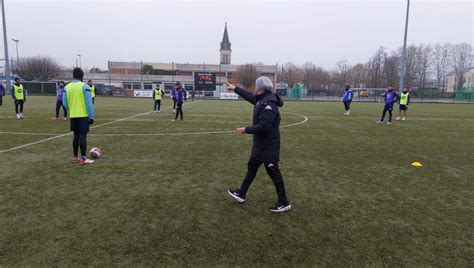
[234,87,284,162]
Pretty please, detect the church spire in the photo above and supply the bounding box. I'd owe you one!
[220,22,231,51]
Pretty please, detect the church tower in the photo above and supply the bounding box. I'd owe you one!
[220,22,231,65]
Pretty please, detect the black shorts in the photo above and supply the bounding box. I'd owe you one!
[70,117,90,133]
[399,104,408,111]
[384,103,394,111]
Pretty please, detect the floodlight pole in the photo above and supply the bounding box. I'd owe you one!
[12,38,18,62]
[77,54,81,68]
[399,0,410,93]
[1,0,11,91]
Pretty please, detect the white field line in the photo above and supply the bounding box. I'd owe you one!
[0,102,199,154]
[0,113,309,139]
[280,113,309,128]
[0,131,60,136]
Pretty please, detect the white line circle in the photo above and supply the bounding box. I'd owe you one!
[0,113,309,138]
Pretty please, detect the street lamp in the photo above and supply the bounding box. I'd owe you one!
[11,38,18,62]
[77,54,82,68]
[399,0,410,93]
[1,0,11,90]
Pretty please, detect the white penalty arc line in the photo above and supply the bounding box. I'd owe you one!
[0,102,201,154]
[0,113,309,139]
[0,111,152,154]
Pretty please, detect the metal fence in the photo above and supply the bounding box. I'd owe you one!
[5,82,473,104]
[281,88,473,104]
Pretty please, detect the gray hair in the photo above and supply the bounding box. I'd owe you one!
[255,76,273,91]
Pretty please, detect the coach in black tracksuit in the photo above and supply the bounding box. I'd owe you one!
[226,76,291,213]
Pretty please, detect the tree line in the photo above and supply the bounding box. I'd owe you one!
[274,42,472,92]
[9,42,472,94]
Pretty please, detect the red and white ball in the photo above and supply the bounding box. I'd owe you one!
[90,147,102,159]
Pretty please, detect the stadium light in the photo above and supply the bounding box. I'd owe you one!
[1,0,11,90]
[399,0,410,93]
[12,38,19,63]
[77,54,82,68]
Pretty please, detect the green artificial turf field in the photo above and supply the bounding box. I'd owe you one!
[0,96,473,266]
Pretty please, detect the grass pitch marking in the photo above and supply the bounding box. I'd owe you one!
[0,113,308,138]
[0,108,167,154]
[0,110,151,153]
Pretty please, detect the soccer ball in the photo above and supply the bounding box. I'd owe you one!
[90,147,102,159]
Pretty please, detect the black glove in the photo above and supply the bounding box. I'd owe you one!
[89,118,94,125]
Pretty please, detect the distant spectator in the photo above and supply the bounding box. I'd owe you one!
[172,84,184,121]
[11,78,27,119]
[396,87,411,121]
[53,81,68,121]
[0,83,5,106]
[152,84,164,113]
[341,85,353,115]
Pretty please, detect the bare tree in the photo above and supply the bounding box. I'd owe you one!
[416,44,433,89]
[301,62,317,90]
[336,59,349,89]
[236,63,260,89]
[433,43,452,91]
[347,63,368,88]
[401,45,420,88]
[367,47,386,87]
[282,62,302,88]
[451,43,472,91]
[313,66,331,90]
[382,52,400,86]
[13,56,62,81]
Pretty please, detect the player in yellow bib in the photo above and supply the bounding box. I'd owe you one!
[11,78,26,119]
[152,85,164,112]
[63,68,95,165]
[88,80,96,104]
[396,87,411,121]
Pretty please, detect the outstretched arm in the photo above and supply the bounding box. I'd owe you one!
[225,82,256,105]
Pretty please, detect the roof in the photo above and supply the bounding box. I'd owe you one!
[220,22,231,51]
[109,62,277,73]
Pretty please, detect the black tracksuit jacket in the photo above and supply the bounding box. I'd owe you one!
[234,87,284,163]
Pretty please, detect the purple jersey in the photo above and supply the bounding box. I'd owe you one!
[56,86,65,101]
[383,90,399,104]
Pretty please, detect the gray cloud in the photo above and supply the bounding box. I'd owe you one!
[2,0,472,70]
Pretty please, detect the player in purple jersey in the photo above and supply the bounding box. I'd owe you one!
[377,85,399,125]
[53,81,67,121]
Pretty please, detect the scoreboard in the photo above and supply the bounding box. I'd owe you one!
[194,72,216,91]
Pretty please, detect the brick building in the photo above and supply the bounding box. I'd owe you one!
[57,23,277,96]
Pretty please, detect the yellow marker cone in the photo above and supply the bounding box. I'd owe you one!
[411,161,423,167]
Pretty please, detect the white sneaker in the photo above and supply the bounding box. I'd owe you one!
[402,117,406,121]
[16,114,20,119]
[80,158,94,165]
[386,122,392,125]
[20,113,24,118]
[395,116,401,121]
[153,110,157,113]
[376,121,383,124]
[270,202,292,213]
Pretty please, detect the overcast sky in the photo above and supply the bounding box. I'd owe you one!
[1,0,472,70]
